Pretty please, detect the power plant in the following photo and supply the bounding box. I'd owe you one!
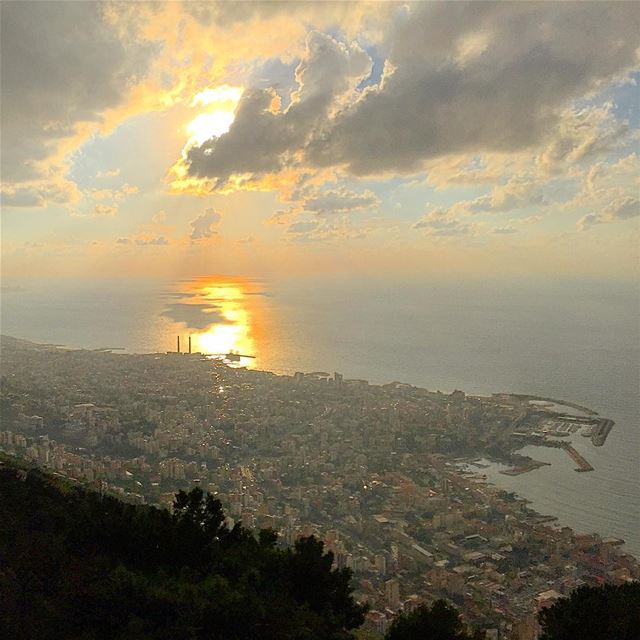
[175,335,193,354]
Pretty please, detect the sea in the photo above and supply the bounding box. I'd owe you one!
[1,274,638,556]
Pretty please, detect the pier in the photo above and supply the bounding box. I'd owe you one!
[562,443,594,472]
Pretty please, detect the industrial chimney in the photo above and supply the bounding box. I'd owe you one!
[188,336,192,354]
[177,335,181,353]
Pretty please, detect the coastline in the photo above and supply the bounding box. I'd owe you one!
[2,333,636,559]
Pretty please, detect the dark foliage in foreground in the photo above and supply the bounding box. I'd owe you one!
[538,582,640,640]
[384,600,484,640]
[0,459,365,639]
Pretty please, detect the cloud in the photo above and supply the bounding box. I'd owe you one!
[284,215,377,242]
[421,103,632,190]
[121,183,139,195]
[536,104,630,174]
[518,215,543,225]
[190,208,222,240]
[492,226,518,235]
[287,221,319,234]
[90,184,139,201]
[604,196,640,221]
[182,1,376,29]
[308,3,640,175]
[468,176,546,213]
[177,3,639,190]
[565,153,640,229]
[0,2,154,183]
[1,188,44,208]
[0,181,80,208]
[94,203,118,217]
[181,31,372,187]
[115,233,170,246]
[413,207,472,237]
[270,183,380,226]
[136,236,169,246]
[406,172,547,237]
[424,154,516,189]
[302,187,380,215]
[0,187,44,207]
[578,196,639,230]
[577,213,604,231]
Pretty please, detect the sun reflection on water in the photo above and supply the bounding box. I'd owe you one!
[163,276,264,367]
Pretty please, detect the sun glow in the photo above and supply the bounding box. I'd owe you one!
[197,322,246,356]
[167,276,263,367]
[186,84,243,146]
[187,111,236,145]
[191,85,244,107]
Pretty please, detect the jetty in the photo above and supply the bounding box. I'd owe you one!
[562,443,594,472]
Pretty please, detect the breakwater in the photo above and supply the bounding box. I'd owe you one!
[591,419,615,447]
[562,444,594,472]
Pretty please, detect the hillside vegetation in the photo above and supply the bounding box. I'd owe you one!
[1,457,638,640]
[0,458,365,639]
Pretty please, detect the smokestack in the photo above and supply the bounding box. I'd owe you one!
[188,336,192,354]
[177,335,181,353]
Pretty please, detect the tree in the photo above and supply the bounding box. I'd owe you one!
[286,535,368,635]
[385,600,484,640]
[0,459,366,640]
[538,582,640,640]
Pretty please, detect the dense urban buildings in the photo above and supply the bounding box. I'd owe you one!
[1,335,637,639]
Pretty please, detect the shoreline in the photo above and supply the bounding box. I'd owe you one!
[2,334,609,419]
[2,333,635,558]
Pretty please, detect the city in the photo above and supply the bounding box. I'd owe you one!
[1,335,637,639]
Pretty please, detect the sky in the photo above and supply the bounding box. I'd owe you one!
[1,1,639,282]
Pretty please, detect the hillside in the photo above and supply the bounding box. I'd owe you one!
[2,456,638,640]
[0,457,365,639]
